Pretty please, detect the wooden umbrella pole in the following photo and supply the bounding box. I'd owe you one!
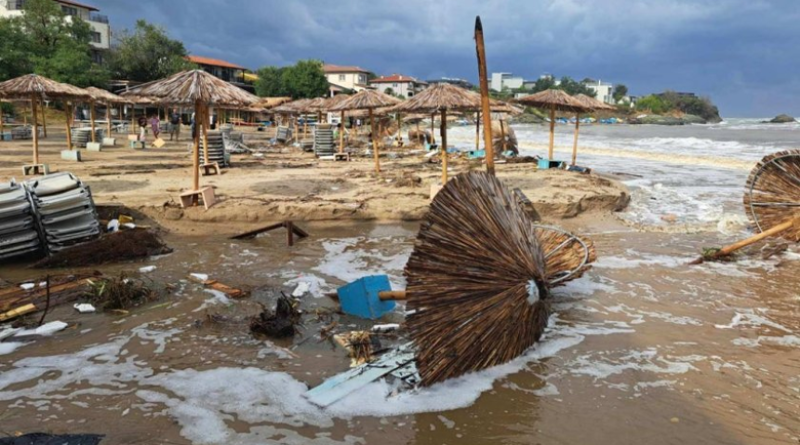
[548,106,556,160]
[106,102,112,137]
[90,100,96,143]
[370,108,380,173]
[499,118,506,153]
[441,108,448,184]
[475,16,495,175]
[192,101,201,191]
[31,96,39,164]
[339,110,345,153]
[39,98,47,138]
[396,112,402,146]
[475,111,480,151]
[430,113,435,144]
[201,104,210,164]
[65,102,73,150]
[715,217,799,258]
[572,113,580,166]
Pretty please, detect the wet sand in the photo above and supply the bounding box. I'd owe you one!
[0,126,798,444]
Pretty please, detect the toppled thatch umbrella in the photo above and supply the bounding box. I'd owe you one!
[404,171,595,386]
[693,150,800,263]
[330,89,401,173]
[568,94,615,166]
[515,89,588,162]
[121,69,259,207]
[0,74,90,173]
[389,83,482,183]
[85,87,125,144]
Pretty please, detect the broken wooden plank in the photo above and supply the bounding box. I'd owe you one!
[188,275,250,299]
[230,221,309,246]
[0,303,37,322]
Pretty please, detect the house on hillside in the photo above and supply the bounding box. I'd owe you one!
[324,64,371,95]
[490,72,524,92]
[427,77,474,90]
[582,79,615,104]
[0,0,111,62]
[187,55,254,93]
[369,74,427,98]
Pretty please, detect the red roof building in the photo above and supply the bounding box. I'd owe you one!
[186,55,254,93]
[369,74,427,98]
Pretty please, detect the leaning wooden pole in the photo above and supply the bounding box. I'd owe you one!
[339,110,345,153]
[548,106,556,160]
[499,118,506,153]
[192,101,201,191]
[201,104,210,164]
[370,108,380,173]
[441,108,448,184]
[572,113,580,166]
[475,16,495,175]
[39,98,47,138]
[65,102,73,150]
[90,100,96,143]
[106,102,112,138]
[31,96,39,164]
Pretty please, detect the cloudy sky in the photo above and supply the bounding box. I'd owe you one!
[96,0,799,117]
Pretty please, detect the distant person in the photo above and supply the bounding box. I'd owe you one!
[137,115,148,143]
[169,111,181,141]
[149,114,161,145]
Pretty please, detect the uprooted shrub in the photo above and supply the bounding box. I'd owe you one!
[84,273,157,311]
[35,229,172,268]
[249,294,302,338]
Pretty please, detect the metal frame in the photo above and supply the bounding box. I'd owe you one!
[533,224,591,285]
[747,151,800,232]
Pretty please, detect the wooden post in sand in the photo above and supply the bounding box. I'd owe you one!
[106,102,112,137]
[430,112,436,144]
[30,96,39,164]
[440,109,448,184]
[90,100,96,143]
[201,104,210,165]
[572,113,581,166]
[39,98,47,138]
[475,111,480,151]
[499,119,506,153]
[192,100,201,191]
[339,110,346,153]
[64,102,73,149]
[548,106,556,161]
[475,16,495,175]
[370,108,380,173]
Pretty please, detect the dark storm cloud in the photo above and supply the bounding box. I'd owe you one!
[95,0,800,116]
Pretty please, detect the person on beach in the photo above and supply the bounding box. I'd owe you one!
[149,114,161,146]
[169,111,181,141]
[137,115,148,145]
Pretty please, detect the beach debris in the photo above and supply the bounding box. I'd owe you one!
[73,303,96,313]
[693,150,800,264]
[84,273,156,312]
[249,294,302,338]
[139,265,157,273]
[34,229,172,268]
[0,275,97,323]
[333,331,381,367]
[336,275,406,320]
[371,323,400,333]
[0,433,104,445]
[230,221,309,246]
[14,320,68,337]
[292,281,311,298]
[188,274,250,299]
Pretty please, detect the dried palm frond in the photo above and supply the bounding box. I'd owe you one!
[574,94,616,111]
[515,89,588,113]
[0,74,90,100]
[120,69,259,107]
[743,150,800,232]
[404,171,551,386]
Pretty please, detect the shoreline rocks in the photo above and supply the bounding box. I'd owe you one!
[764,114,796,124]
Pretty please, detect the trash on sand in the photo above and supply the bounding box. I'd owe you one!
[371,323,400,333]
[0,327,22,341]
[73,303,96,313]
[34,229,172,268]
[14,320,68,337]
[189,274,250,299]
[0,275,97,322]
[19,283,35,290]
[139,265,157,273]
[292,281,311,297]
[190,273,209,281]
[333,330,381,367]
[336,275,406,320]
[0,433,104,445]
[249,294,302,338]
[107,219,120,232]
[85,273,157,312]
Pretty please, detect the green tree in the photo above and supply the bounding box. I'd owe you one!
[612,84,628,102]
[254,66,287,97]
[0,18,33,80]
[635,95,668,114]
[35,43,109,87]
[106,19,195,82]
[281,60,329,99]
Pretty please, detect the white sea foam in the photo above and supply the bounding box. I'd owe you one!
[313,237,411,288]
[715,311,792,332]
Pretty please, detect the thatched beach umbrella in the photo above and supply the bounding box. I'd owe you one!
[570,94,614,166]
[121,69,258,206]
[320,94,351,153]
[330,89,401,173]
[515,89,587,161]
[744,150,800,232]
[404,171,595,386]
[0,74,90,170]
[389,83,482,183]
[85,87,124,143]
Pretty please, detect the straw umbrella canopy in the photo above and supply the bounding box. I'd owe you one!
[330,89,401,173]
[515,89,588,161]
[85,87,125,143]
[0,74,90,166]
[320,94,352,153]
[121,70,259,199]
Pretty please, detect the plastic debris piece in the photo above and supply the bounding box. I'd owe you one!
[190,273,209,282]
[14,321,68,337]
[73,303,96,313]
[107,219,120,232]
[139,265,156,273]
[20,283,35,290]
[292,282,311,297]
[371,323,400,333]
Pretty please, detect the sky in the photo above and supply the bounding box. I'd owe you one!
[95,0,800,117]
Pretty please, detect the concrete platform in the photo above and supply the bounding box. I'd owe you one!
[60,150,81,162]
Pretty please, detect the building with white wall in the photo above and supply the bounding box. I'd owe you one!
[583,79,615,104]
[490,72,524,92]
[369,74,427,98]
[323,64,371,94]
[0,0,111,62]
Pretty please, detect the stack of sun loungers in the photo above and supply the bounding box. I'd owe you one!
[276,126,292,143]
[26,173,100,254]
[11,125,33,140]
[0,180,42,260]
[71,128,105,148]
[313,124,336,157]
[201,131,228,167]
